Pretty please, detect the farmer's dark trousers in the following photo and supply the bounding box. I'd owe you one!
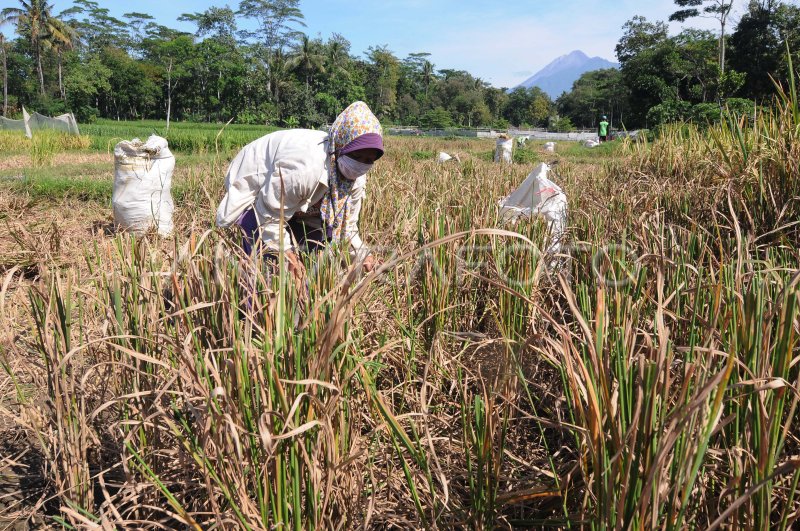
[235,207,327,256]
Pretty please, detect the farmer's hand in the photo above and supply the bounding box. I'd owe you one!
[285,250,306,281]
[362,254,381,273]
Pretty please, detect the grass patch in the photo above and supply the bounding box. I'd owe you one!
[512,145,540,164]
[1,170,202,204]
[555,138,624,159]
[411,150,436,160]
[2,171,112,201]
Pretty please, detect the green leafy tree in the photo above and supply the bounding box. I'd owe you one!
[399,52,433,102]
[454,90,490,126]
[144,33,197,129]
[616,17,677,126]
[503,87,551,127]
[366,45,400,118]
[314,91,339,121]
[62,1,128,53]
[237,0,305,53]
[319,40,366,116]
[616,16,742,126]
[421,60,436,98]
[180,6,241,120]
[729,1,800,99]
[98,46,159,119]
[551,115,574,132]
[502,87,530,127]
[483,86,509,125]
[179,6,236,42]
[1,0,785,130]
[236,0,305,111]
[529,92,553,126]
[426,69,493,126]
[64,54,109,120]
[420,107,453,128]
[616,16,669,63]
[669,0,735,74]
[672,29,720,102]
[268,48,292,120]
[122,12,154,55]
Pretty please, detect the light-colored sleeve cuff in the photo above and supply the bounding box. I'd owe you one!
[348,233,370,261]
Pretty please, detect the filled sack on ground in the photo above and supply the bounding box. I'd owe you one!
[113,135,175,236]
[499,162,567,252]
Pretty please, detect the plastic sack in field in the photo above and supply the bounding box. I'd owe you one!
[544,141,556,153]
[113,135,175,236]
[437,151,453,163]
[499,162,567,252]
[583,139,599,148]
[494,136,513,164]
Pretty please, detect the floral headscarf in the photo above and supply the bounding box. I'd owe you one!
[320,101,383,242]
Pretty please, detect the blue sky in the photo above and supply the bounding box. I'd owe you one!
[3,0,723,87]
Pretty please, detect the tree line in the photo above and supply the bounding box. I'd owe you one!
[1,0,799,131]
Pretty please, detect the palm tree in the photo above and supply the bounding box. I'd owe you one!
[326,38,350,78]
[422,60,435,98]
[0,33,7,116]
[287,35,325,90]
[1,0,59,96]
[269,48,292,119]
[43,17,79,101]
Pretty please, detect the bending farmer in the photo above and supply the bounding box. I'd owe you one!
[215,101,384,275]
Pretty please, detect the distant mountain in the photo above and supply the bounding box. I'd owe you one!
[516,50,618,98]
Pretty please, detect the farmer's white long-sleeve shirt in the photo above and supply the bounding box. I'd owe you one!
[215,129,368,257]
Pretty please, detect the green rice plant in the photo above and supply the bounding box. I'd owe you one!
[540,197,800,528]
[512,145,540,165]
[81,119,276,154]
[26,131,91,167]
[29,132,60,167]
[412,150,436,160]
[28,273,94,525]
[459,369,514,529]
[0,130,30,152]
[0,130,90,155]
[71,231,385,528]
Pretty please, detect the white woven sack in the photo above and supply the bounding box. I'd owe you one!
[499,163,567,252]
[494,137,513,163]
[113,135,175,236]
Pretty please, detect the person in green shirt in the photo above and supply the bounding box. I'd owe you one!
[598,115,610,142]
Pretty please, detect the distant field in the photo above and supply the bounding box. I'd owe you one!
[80,119,280,153]
[0,119,280,157]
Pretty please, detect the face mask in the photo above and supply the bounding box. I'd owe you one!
[337,155,373,180]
